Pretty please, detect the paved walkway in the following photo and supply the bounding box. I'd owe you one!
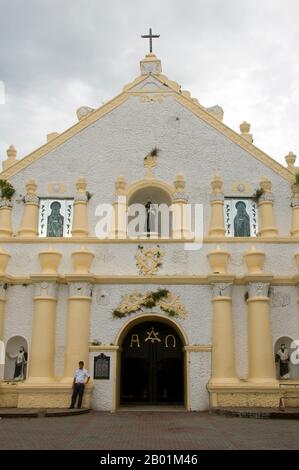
[0,411,299,450]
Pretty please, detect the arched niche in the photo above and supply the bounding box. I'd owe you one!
[274,336,299,380]
[128,184,173,238]
[4,336,28,381]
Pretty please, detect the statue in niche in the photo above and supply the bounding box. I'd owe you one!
[234,201,250,236]
[145,200,157,235]
[47,201,64,237]
[275,343,290,379]
[6,346,28,381]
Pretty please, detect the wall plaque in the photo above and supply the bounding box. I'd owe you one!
[93,353,110,380]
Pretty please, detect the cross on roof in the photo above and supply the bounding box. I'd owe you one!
[141,28,160,53]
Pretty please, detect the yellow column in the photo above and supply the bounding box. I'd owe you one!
[109,176,127,239]
[71,177,89,237]
[63,282,92,380]
[210,281,239,384]
[28,282,58,382]
[0,200,13,238]
[258,177,278,237]
[247,282,277,383]
[291,183,299,236]
[18,180,39,238]
[0,284,7,340]
[209,175,225,237]
[172,174,190,239]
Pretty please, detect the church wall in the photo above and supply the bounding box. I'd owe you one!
[1,242,299,277]
[189,351,211,411]
[4,285,34,346]
[90,284,212,346]
[9,95,292,237]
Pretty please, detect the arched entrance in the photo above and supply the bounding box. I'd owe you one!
[120,320,184,405]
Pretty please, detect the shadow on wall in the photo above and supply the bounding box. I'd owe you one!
[4,336,28,381]
[274,336,299,380]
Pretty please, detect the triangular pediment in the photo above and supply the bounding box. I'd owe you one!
[1,55,294,183]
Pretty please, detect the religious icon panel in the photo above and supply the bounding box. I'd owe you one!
[224,198,258,237]
[38,199,74,237]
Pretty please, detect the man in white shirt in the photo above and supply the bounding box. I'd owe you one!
[69,361,90,409]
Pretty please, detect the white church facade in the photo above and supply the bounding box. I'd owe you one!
[0,50,299,410]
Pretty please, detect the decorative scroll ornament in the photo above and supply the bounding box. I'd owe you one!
[135,244,164,276]
[113,288,187,319]
[248,282,270,298]
[211,283,232,298]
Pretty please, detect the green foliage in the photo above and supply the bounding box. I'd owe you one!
[295,173,299,185]
[0,179,15,200]
[253,188,264,200]
[149,147,159,157]
[112,288,170,318]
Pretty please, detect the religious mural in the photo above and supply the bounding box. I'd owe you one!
[224,198,258,237]
[38,199,73,237]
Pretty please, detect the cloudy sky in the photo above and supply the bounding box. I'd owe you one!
[0,0,298,166]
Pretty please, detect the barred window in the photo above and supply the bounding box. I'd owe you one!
[224,198,258,237]
[38,199,74,237]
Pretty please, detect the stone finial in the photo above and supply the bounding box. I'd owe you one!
[76,106,95,121]
[2,145,18,171]
[174,174,185,192]
[71,245,94,274]
[207,245,230,274]
[115,175,126,194]
[76,176,87,192]
[239,121,253,143]
[25,179,37,194]
[38,244,62,274]
[206,105,224,122]
[244,245,265,273]
[211,174,223,194]
[285,151,297,169]
[0,245,11,274]
[47,132,59,143]
[260,176,272,193]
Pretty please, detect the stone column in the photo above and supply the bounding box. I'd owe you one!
[18,180,39,238]
[28,282,58,382]
[0,199,13,238]
[172,174,190,239]
[63,282,93,380]
[0,283,7,340]
[258,177,278,237]
[291,183,299,237]
[210,281,239,384]
[72,177,89,237]
[209,175,225,237]
[109,176,127,239]
[247,282,276,383]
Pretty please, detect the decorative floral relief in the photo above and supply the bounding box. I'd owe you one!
[113,289,187,319]
[135,245,165,276]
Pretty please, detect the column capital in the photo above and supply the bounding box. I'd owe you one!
[68,281,93,298]
[211,282,233,298]
[0,199,13,209]
[0,282,7,300]
[248,281,270,298]
[210,193,224,202]
[34,281,58,298]
[291,197,299,208]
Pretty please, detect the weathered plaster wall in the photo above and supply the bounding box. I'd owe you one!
[9,94,292,236]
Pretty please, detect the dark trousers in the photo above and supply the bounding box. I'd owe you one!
[70,383,85,408]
